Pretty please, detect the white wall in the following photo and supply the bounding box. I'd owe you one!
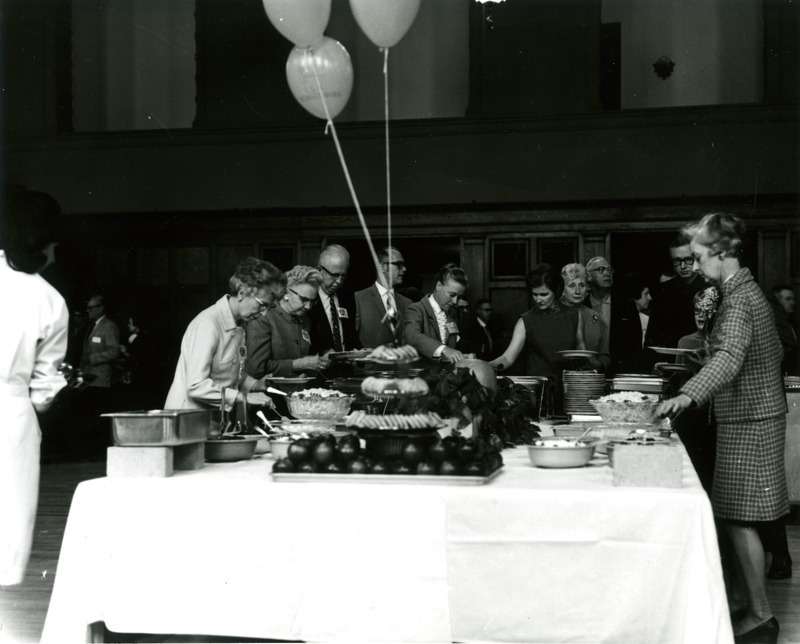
[603,0,763,109]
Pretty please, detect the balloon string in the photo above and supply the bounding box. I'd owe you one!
[383,47,392,258]
[307,48,389,290]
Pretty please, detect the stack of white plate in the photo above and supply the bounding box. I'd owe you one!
[611,374,668,396]
[562,371,606,416]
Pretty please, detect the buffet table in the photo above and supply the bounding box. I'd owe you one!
[42,441,733,643]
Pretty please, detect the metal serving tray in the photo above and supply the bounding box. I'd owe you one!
[102,409,211,447]
[272,467,503,486]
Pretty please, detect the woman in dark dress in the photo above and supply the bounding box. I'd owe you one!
[657,213,788,644]
[490,264,581,415]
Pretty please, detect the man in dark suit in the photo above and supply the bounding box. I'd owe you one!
[583,257,643,375]
[457,298,500,360]
[308,244,359,355]
[404,263,468,364]
[643,235,707,370]
[355,247,413,349]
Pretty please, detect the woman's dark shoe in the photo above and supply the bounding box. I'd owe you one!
[733,616,779,644]
[730,608,748,622]
[767,554,792,579]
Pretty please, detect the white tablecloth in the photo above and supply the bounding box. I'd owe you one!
[42,442,733,643]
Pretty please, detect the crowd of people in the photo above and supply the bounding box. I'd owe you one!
[2,188,797,642]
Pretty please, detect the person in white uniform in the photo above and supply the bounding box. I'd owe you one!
[0,190,68,586]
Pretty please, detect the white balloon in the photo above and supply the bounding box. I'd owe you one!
[286,38,354,120]
[262,0,331,47]
[349,0,421,48]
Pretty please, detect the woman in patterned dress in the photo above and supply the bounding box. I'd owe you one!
[657,213,788,644]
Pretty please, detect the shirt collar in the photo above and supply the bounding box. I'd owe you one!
[375,281,393,297]
[428,294,445,317]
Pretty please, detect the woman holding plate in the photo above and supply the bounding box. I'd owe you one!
[559,262,611,373]
[245,265,331,379]
[657,213,788,644]
[490,264,582,415]
[164,257,283,412]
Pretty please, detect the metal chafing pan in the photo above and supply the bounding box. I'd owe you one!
[102,409,212,446]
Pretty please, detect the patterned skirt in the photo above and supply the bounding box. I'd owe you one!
[712,416,789,522]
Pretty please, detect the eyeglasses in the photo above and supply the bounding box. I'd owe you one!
[671,257,695,267]
[252,294,270,312]
[87,304,102,310]
[382,261,406,269]
[318,265,347,281]
[590,266,614,275]
[288,288,315,305]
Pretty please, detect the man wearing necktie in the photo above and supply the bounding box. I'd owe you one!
[404,263,469,364]
[355,247,413,349]
[308,244,360,355]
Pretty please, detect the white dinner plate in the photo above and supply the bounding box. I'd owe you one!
[558,350,598,359]
[648,347,698,356]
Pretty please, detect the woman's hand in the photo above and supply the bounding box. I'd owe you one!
[656,393,694,419]
[293,355,322,372]
[489,357,507,371]
[244,391,276,409]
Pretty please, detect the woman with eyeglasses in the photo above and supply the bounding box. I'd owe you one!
[164,257,285,412]
[489,264,582,415]
[657,213,788,644]
[245,265,331,379]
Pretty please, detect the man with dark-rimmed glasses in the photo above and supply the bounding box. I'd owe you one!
[307,244,360,355]
[643,234,706,367]
[355,246,413,349]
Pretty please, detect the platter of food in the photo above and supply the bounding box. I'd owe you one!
[271,468,503,485]
[648,347,698,356]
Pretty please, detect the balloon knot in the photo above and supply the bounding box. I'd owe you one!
[325,121,332,135]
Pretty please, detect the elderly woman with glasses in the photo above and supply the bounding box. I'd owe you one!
[245,265,331,379]
[164,257,285,411]
[657,213,788,643]
[560,263,612,373]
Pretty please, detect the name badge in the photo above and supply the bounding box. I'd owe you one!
[92,336,102,343]
[446,322,460,334]
[301,330,311,343]
[337,307,349,319]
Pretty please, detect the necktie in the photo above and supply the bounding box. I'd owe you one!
[329,296,343,351]
[384,291,398,338]
[484,325,493,351]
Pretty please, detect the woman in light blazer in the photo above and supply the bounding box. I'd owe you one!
[165,257,284,412]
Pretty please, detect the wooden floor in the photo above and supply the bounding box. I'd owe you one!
[1,461,799,643]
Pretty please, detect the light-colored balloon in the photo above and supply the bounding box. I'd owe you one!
[349,0,421,48]
[286,37,354,120]
[262,0,331,47]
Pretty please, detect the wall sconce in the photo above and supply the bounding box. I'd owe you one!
[653,56,675,80]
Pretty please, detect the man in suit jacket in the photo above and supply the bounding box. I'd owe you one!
[583,257,643,375]
[642,235,707,371]
[81,294,121,389]
[355,246,413,349]
[457,298,500,360]
[404,263,469,363]
[308,244,359,355]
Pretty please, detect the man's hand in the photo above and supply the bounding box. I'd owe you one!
[440,347,465,363]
